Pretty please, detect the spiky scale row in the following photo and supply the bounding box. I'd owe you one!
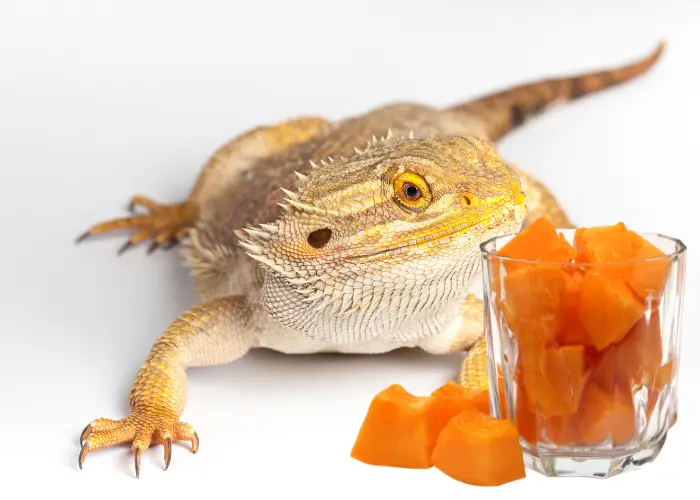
[280,187,299,201]
[285,198,342,217]
[234,127,422,310]
[256,128,412,226]
[244,251,297,279]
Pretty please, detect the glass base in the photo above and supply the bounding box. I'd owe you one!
[523,433,667,479]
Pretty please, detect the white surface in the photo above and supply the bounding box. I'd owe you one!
[1,0,698,498]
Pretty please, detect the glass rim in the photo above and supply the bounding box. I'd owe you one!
[479,229,687,267]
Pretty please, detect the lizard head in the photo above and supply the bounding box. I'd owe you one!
[239,133,527,343]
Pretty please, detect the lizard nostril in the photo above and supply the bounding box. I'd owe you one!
[461,193,480,206]
[307,228,332,249]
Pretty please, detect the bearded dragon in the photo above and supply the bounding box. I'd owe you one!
[75,43,664,477]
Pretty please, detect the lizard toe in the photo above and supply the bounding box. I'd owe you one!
[76,196,196,255]
[78,414,199,477]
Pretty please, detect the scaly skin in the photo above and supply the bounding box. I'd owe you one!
[76,43,664,477]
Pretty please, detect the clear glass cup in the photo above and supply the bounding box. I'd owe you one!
[480,229,687,479]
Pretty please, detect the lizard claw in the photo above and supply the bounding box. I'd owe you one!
[78,416,199,477]
[164,437,173,471]
[134,448,142,478]
[80,423,91,447]
[76,195,196,255]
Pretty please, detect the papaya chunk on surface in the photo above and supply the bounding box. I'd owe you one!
[578,271,646,351]
[497,217,574,273]
[350,384,442,469]
[431,380,490,426]
[503,264,569,345]
[431,410,526,487]
[519,345,588,417]
[577,384,636,446]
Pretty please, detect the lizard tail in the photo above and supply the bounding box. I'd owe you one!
[451,42,665,142]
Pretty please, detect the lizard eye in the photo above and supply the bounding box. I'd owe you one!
[402,182,421,200]
[393,172,431,210]
[307,228,332,249]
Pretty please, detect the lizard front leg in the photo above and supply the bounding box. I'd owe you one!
[79,295,256,477]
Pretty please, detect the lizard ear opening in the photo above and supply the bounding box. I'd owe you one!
[307,228,332,249]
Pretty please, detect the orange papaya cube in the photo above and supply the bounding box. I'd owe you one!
[589,344,622,395]
[557,271,594,347]
[622,231,671,300]
[573,223,670,300]
[431,380,490,426]
[653,357,677,391]
[544,415,579,446]
[573,222,631,263]
[494,364,509,418]
[577,384,636,446]
[503,264,569,345]
[514,386,539,445]
[520,345,587,417]
[614,312,663,388]
[647,358,678,425]
[431,410,526,487]
[584,345,603,371]
[558,322,592,347]
[497,217,574,273]
[350,384,442,469]
[578,271,646,351]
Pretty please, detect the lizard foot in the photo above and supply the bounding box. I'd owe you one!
[79,416,199,477]
[76,195,197,255]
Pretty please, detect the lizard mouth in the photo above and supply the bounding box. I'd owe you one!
[347,199,525,261]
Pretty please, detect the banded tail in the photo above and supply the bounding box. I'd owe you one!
[453,42,665,142]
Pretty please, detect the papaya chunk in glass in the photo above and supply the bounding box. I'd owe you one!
[557,271,594,347]
[503,264,569,345]
[578,271,646,351]
[574,222,670,300]
[615,311,663,389]
[577,384,636,446]
[543,415,580,446]
[497,217,574,273]
[519,344,588,417]
[514,384,539,445]
[573,223,631,263]
[622,231,672,300]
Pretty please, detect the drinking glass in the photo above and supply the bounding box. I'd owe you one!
[480,229,687,478]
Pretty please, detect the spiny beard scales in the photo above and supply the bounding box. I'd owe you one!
[259,248,481,344]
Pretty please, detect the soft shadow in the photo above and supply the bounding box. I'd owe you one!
[188,346,467,393]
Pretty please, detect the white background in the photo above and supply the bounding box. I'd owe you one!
[1,0,698,498]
